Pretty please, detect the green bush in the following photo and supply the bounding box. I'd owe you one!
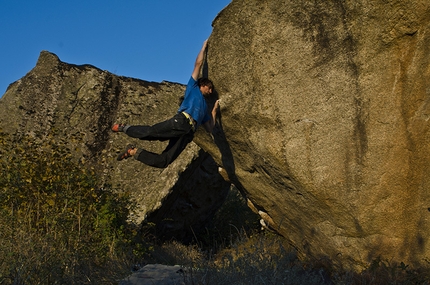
[0,131,140,284]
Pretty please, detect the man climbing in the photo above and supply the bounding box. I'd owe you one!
[111,40,219,168]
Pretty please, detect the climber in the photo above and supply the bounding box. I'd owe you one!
[111,40,220,168]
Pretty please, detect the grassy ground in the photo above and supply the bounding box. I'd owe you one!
[137,186,430,285]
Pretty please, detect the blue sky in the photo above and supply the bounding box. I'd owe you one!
[0,1,231,96]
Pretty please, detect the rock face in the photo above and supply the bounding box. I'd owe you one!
[195,0,430,269]
[0,51,230,241]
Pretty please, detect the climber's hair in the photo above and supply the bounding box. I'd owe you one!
[197,78,213,89]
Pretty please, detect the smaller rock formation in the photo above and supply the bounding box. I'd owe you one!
[0,51,231,241]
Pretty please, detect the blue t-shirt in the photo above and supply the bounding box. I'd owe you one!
[178,77,210,127]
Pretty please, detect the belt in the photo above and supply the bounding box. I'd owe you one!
[182,112,196,131]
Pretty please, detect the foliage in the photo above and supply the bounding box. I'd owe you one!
[0,131,142,284]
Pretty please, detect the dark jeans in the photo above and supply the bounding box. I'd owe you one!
[125,112,194,168]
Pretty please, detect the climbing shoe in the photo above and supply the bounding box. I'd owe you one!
[112,123,126,132]
[117,144,136,161]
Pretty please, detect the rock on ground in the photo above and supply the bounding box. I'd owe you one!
[120,264,186,285]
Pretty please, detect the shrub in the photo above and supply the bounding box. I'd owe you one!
[0,131,139,284]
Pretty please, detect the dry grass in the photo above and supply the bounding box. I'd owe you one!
[141,232,430,285]
[0,216,134,284]
[139,186,430,285]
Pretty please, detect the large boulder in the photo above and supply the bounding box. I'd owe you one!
[196,0,430,269]
[0,51,230,240]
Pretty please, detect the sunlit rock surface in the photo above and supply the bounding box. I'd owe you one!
[195,0,430,269]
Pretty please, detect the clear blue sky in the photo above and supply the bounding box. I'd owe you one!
[0,0,231,96]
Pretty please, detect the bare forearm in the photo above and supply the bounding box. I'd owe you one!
[192,40,208,80]
[210,103,218,127]
[204,99,220,133]
[196,41,207,65]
